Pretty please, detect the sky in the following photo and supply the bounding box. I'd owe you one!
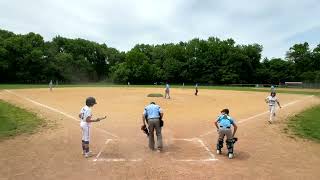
[0,0,319,58]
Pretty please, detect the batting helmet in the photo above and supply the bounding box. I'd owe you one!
[86,97,97,106]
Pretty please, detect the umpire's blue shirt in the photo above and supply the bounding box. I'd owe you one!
[144,104,162,119]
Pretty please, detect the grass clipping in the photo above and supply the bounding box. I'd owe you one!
[147,93,163,97]
[0,100,44,140]
[286,105,320,142]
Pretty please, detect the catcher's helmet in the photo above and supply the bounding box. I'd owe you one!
[86,97,97,106]
[221,108,229,115]
[271,92,276,96]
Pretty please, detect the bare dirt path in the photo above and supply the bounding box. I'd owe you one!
[0,88,319,180]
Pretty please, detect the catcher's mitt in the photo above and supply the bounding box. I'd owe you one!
[141,125,149,136]
[232,137,238,144]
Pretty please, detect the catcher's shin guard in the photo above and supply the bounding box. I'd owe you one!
[226,139,234,154]
[216,139,223,154]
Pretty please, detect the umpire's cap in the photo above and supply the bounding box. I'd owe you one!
[86,97,97,106]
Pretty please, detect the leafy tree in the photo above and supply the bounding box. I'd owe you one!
[1,28,320,85]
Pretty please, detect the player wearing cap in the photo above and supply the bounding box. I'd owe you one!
[79,97,106,158]
[142,102,164,152]
[265,92,281,124]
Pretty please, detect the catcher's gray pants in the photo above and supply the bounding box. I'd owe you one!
[148,118,163,150]
[218,128,233,141]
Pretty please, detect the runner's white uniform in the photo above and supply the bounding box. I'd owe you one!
[266,95,279,121]
[80,105,92,142]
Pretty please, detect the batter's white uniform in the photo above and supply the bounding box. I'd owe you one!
[266,95,279,121]
[80,105,92,142]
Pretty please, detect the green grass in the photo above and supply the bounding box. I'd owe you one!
[0,83,319,96]
[0,100,44,140]
[287,105,320,142]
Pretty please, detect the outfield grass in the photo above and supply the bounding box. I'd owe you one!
[0,83,319,96]
[287,105,320,142]
[0,100,44,140]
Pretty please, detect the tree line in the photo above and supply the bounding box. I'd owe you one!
[0,29,319,84]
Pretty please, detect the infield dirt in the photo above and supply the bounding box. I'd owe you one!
[0,87,319,180]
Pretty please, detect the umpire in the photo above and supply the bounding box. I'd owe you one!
[142,102,164,152]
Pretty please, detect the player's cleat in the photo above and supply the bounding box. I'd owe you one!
[85,154,92,158]
[228,153,234,159]
[83,150,92,155]
[216,150,221,154]
[268,120,272,124]
[156,148,162,153]
[84,152,93,158]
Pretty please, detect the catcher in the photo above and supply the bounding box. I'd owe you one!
[142,102,164,152]
[215,109,238,159]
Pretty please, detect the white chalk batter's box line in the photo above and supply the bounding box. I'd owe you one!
[93,139,144,162]
[92,139,142,162]
[93,138,218,163]
[171,138,218,162]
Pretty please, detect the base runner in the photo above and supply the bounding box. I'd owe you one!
[265,92,281,124]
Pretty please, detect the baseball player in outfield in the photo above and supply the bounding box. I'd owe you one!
[265,92,281,124]
[164,83,170,99]
[49,80,53,91]
[142,102,164,152]
[215,109,238,159]
[79,97,106,158]
[195,83,199,96]
[271,85,276,93]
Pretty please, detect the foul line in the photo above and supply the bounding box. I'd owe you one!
[4,90,119,138]
[199,95,314,137]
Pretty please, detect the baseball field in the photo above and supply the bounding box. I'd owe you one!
[0,87,320,180]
